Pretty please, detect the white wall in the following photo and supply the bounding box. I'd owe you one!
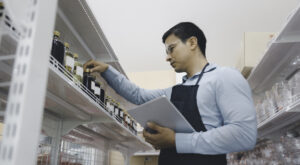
[87,0,300,72]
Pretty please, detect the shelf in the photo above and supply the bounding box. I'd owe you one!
[46,56,152,151]
[275,3,300,43]
[0,56,152,152]
[134,150,160,156]
[257,98,300,138]
[247,42,300,93]
[57,0,117,62]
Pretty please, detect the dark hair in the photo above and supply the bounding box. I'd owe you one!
[162,22,207,57]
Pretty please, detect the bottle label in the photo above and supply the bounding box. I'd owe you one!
[114,108,119,115]
[91,81,95,90]
[95,86,100,95]
[120,111,124,117]
[65,56,74,70]
[76,66,83,77]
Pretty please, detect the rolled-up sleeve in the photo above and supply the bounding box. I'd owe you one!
[175,68,257,154]
[101,65,171,105]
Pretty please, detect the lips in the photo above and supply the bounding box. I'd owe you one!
[171,62,175,67]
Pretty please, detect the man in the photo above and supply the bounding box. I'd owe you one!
[84,22,257,165]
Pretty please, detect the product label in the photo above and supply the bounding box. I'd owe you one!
[65,56,74,70]
[95,87,100,95]
[91,81,95,90]
[114,108,119,115]
[120,111,124,117]
[76,66,83,77]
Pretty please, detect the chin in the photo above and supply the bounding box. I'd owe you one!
[174,68,184,73]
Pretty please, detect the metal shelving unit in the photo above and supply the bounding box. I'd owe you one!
[0,0,151,165]
[247,4,300,139]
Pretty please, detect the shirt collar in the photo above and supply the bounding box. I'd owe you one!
[182,63,217,82]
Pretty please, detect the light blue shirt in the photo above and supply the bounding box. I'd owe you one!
[101,63,257,155]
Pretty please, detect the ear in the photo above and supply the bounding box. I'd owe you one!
[187,36,198,50]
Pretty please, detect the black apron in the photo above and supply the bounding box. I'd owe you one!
[158,63,227,165]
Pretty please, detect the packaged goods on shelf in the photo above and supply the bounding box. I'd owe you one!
[64,42,74,74]
[51,30,65,65]
[83,68,96,98]
[73,53,83,83]
[94,81,101,102]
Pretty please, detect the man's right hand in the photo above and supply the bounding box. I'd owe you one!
[83,60,109,73]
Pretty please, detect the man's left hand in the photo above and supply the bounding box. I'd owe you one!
[143,122,175,150]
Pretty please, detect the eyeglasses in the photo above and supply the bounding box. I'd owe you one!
[165,40,180,55]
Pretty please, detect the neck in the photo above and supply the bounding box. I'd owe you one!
[186,54,208,78]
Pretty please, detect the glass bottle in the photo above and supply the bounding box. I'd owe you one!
[73,53,83,83]
[94,81,101,102]
[51,31,65,65]
[104,96,109,111]
[123,111,128,127]
[0,2,4,18]
[64,42,74,74]
[109,99,115,116]
[98,82,105,107]
[119,108,124,124]
[82,68,95,96]
[114,102,121,123]
[133,120,137,135]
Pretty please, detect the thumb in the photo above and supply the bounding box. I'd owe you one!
[147,122,162,133]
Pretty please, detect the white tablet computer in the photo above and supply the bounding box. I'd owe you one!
[128,96,195,133]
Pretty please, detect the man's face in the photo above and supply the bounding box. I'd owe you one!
[165,34,191,73]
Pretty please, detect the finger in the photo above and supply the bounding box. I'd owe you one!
[90,65,102,73]
[83,59,95,70]
[145,137,157,145]
[143,129,153,139]
[147,122,163,133]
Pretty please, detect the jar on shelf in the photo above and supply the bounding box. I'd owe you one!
[73,53,83,83]
[51,30,65,65]
[64,42,74,74]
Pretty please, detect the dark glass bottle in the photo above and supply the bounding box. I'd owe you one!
[83,68,95,97]
[0,2,4,18]
[119,108,124,124]
[51,31,65,65]
[98,82,105,106]
[114,102,121,123]
[94,81,101,102]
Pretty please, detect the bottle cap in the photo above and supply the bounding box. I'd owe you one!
[0,2,4,8]
[54,30,60,37]
[85,68,90,73]
[73,53,78,58]
[64,42,70,48]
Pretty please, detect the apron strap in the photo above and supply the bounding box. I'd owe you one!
[195,63,210,85]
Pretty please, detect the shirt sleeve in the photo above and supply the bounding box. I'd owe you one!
[175,68,257,154]
[101,65,172,105]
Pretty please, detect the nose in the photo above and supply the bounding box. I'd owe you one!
[166,54,171,62]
